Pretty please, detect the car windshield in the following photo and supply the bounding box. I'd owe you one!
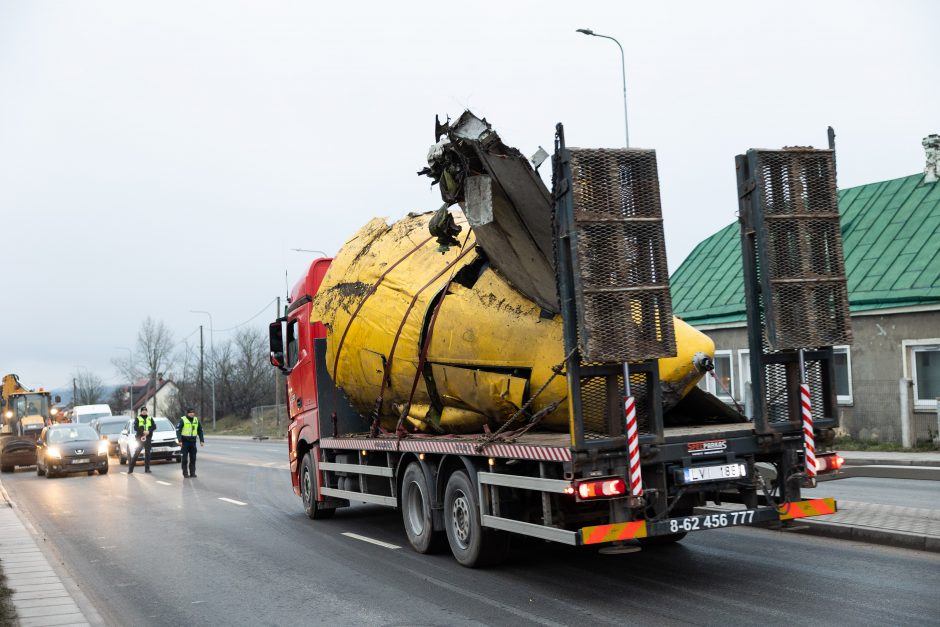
[48,426,98,443]
[154,418,174,431]
[97,421,125,435]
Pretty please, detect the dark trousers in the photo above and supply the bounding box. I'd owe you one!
[181,439,198,476]
[128,439,151,472]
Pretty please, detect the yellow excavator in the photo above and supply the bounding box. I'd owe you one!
[1,374,60,472]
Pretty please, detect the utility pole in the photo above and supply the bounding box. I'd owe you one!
[199,325,205,422]
[72,378,77,407]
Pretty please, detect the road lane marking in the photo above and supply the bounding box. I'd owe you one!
[156,481,172,486]
[218,497,247,506]
[341,532,400,550]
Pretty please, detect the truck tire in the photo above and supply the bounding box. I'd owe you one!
[443,470,509,568]
[301,452,335,520]
[401,462,443,554]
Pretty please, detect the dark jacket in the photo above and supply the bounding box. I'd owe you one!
[176,415,205,443]
[133,415,156,441]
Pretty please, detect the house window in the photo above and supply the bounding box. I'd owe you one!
[701,350,734,402]
[833,346,853,405]
[911,344,940,410]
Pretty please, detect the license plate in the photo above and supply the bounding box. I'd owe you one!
[666,510,757,534]
[682,462,747,484]
[71,458,89,464]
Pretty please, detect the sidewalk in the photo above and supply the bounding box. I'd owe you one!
[0,485,101,626]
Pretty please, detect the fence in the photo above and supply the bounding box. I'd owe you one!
[250,404,289,440]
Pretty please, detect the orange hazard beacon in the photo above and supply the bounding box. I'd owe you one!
[269,112,847,567]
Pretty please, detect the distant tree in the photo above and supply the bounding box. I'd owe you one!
[111,317,175,415]
[73,368,104,405]
[107,386,129,415]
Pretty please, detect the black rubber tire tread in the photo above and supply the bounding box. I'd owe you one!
[400,462,444,554]
[301,452,335,520]
[443,470,510,568]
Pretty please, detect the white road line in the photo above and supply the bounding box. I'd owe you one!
[218,497,247,506]
[156,480,172,486]
[340,532,400,550]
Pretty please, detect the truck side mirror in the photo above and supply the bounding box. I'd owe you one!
[269,319,290,373]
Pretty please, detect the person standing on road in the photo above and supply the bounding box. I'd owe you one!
[176,408,204,478]
[128,407,156,474]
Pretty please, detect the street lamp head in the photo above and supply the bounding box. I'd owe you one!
[576,28,595,36]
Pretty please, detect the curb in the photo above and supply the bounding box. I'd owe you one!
[697,505,940,554]
[842,457,940,468]
[793,518,940,553]
[819,466,940,481]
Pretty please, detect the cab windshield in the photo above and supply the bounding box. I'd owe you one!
[97,421,126,435]
[13,394,49,420]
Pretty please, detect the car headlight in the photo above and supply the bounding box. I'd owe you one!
[47,446,62,459]
[50,408,59,416]
[4,411,11,419]
[98,441,109,455]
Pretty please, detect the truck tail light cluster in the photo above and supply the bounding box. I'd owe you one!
[576,478,627,499]
[816,453,844,474]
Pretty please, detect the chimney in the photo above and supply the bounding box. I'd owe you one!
[924,134,940,184]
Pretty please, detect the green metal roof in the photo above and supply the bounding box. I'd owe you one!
[671,173,940,325]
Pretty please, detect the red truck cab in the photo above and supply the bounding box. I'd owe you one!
[270,258,331,495]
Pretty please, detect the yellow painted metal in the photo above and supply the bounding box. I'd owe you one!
[778,497,837,520]
[311,210,715,434]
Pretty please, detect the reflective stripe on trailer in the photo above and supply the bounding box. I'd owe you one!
[320,437,572,462]
[580,520,648,545]
[778,497,837,520]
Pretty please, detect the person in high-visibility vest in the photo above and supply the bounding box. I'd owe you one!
[176,408,205,478]
[128,406,156,474]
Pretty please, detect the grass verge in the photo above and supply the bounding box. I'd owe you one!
[834,437,939,452]
[206,415,286,439]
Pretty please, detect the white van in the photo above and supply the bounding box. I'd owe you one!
[71,404,113,424]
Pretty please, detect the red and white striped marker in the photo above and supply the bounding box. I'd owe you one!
[800,383,816,478]
[624,396,643,496]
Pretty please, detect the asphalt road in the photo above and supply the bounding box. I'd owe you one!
[2,438,939,627]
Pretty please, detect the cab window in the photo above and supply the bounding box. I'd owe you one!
[286,320,299,366]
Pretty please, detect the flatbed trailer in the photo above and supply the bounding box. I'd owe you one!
[271,117,849,567]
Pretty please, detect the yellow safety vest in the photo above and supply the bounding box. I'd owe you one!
[180,416,200,437]
[137,416,153,430]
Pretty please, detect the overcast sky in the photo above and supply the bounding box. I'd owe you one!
[1,0,937,390]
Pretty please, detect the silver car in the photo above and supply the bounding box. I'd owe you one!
[118,416,182,465]
[92,416,129,456]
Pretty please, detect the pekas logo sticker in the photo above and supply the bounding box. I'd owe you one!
[688,439,727,456]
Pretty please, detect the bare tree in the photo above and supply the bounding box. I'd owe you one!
[136,317,175,415]
[73,368,104,405]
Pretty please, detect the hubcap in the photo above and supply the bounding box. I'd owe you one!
[302,467,311,507]
[405,480,426,535]
[451,490,471,549]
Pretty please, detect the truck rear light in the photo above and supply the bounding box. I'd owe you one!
[576,478,626,499]
[816,453,845,474]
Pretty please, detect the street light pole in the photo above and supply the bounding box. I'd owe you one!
[190,310,216,430]
[576,28,630,148]
[115,346,133,415]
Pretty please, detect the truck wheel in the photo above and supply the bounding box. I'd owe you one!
[443,470,509,568]
[301,452,335,520]
[1,465,14,473]
[401,462,443,554]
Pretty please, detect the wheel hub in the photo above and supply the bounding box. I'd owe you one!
[451,490,471,548]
